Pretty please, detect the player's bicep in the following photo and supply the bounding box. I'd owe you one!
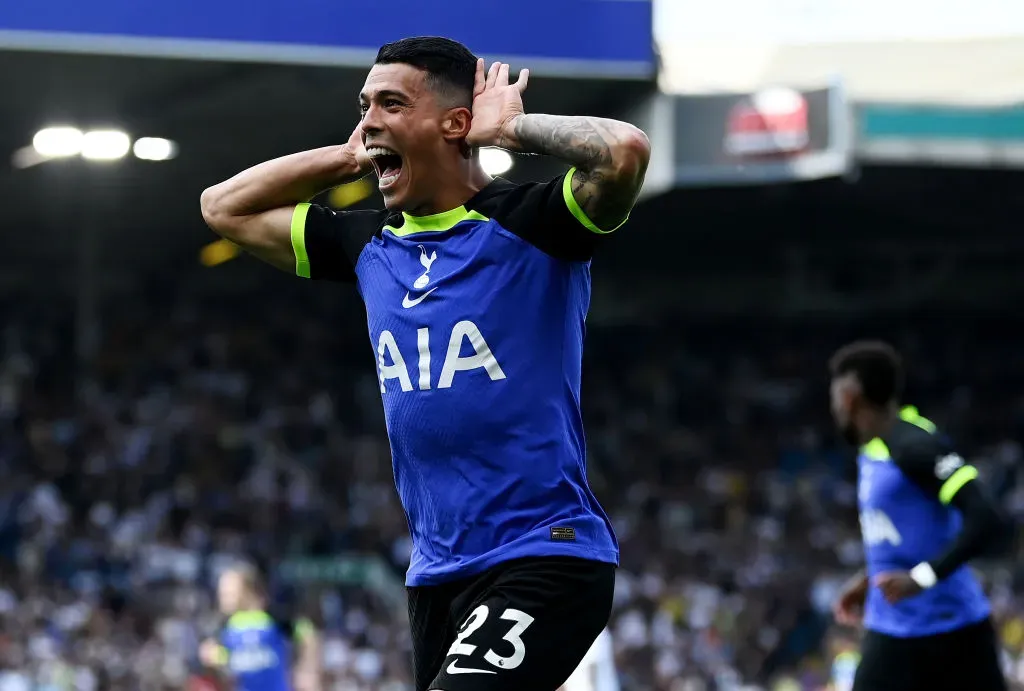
[897,444,979,505]
[500,171,628,262]
[934,455,980,505]
[203,205,298,273]
[565,166,637,236]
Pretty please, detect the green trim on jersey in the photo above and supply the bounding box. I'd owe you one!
[227,610,274,629]
[294,617,315,643]
[561,167,629,234]
[900,405,937,433]
[291,203,312,278]
[862,438,890,461]
[862,406,938,460]
[861,406,978,504]
[939,465,979,505]
[386,208,489,236]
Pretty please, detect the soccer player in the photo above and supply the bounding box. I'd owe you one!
[827,340,1009,691]
[199,564,321,691]
[200,36,649,691]
[824,630,860,691]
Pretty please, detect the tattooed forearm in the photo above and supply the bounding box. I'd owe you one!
[508,114,615,170]
[508,114,651,230]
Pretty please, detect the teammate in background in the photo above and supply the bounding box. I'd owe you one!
[828,340,1009,691]
[202,35,648,691]
[823,630,860,691]
[199,564,321,691]
[560,629,619,691]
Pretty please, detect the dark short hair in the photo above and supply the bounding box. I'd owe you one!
[829,340,905,407]
[375,36,477,107]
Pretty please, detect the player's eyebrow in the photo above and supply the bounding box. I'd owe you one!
[359,88,411,105]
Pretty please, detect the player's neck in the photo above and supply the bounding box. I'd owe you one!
[858,405,900,443]
[236,598,265,613]
[406,160,492,217]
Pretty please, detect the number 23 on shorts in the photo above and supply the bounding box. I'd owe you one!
[446,604,535,674]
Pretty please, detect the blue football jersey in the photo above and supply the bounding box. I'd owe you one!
[290,170,620,586]
[219,610,310,691]
[857,407,990,637]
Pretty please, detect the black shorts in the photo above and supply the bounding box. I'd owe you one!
[407,556,615,691]
[854,618,1006,691]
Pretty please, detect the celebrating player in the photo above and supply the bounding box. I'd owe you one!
[199,564,321,691]
[828,340,1009,691]
[201,36,650,691]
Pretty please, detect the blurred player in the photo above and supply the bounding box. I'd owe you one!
[828,340,1009,691]
[199,564,321,691]
[202,35,649,691]
[823,630,860,691]
[560,629,619,691]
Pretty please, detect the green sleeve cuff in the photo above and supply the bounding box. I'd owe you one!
[291,203,312,278]
[939,465,978,505]
[561,168,628,235]
[294,618,315,642]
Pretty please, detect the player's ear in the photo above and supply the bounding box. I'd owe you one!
[442,107,473,143]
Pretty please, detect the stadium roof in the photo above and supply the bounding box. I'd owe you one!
[659,37,1024,106]
[0,49,651,283]
[3,49,1024,305]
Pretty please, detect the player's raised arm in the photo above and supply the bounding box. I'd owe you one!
[510,113,650,232]
[200,126,372,272]
[467,60,651,233]
[291,617,323,691]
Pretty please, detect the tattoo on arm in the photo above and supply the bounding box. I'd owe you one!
[510,114,614,171]
[512,114,648,230]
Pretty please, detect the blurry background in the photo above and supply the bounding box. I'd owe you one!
[0,1,1022,689]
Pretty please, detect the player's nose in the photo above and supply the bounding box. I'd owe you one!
[360,105,385,136]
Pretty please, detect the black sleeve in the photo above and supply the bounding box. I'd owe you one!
[892,435,975,502]
[930,482,1009,579]
[290,203,387,282]
[268,609,315,642]
[488,169,628,263]
[893,438,1008,579]
[274,616,297,639]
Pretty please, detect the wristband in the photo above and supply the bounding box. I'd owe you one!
[910,562,938,589]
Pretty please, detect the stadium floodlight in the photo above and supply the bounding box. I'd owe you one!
[81,130,131,161]
[480,147,513,176]
[133,137,178,161]
[32,127,84,158]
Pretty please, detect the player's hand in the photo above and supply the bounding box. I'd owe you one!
[832,572,869,626]
[873,571,923,604]
[466,59,530,151]
[345,122,373,175]
[199,639,224,668]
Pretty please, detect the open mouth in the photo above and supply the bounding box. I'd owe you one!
[366,146,404,190]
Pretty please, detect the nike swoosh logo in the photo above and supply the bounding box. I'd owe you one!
[402,287,437,308]
[446,661,497,676]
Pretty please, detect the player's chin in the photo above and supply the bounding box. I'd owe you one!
[380,190,407,210]
[379,175,411,209]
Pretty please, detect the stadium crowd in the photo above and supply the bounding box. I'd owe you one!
[0,282,1021,691]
